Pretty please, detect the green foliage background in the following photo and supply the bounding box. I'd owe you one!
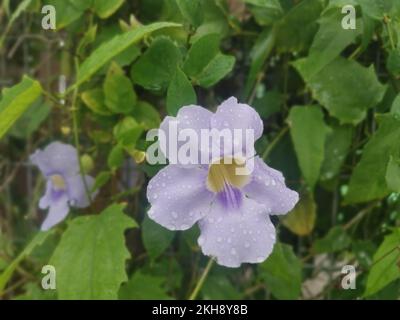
[0,0,400,300]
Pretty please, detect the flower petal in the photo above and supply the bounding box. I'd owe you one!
[159,105,213,165]
[66,174,97,208]
[243,157,299,215]
[197,197,275,267]
[30,142,80,177]
[147,164,214,231]
[39,181,53,209]
[211,97,264,158]
[40,194,70,231]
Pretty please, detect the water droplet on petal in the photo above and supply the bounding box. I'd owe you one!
[227,237,232,243]
[245,242,250,248]
[171,211,178,219]
[217,237,222,243]
[230,248,237,255]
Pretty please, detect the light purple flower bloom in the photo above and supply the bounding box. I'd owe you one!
[30,142,97,231]
[147,97,299,267]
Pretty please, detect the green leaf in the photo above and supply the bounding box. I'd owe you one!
[9,99,50,139]
[108,144,125,170]
[365,229,400,296]
[386,155,400,192]
[176,0,204,27]
[387,49,400,77]
[294,57,386,124]
[44,0,89,29]
[202,274,241,300]
[293,9,361,78]
[192,0,229,41]
[275,0,323,52]
[142,215,174,260]
[50,204,137,299]
[252,90,283,119]
[0,231,54,292]
[245,0,284,26]
[320,124,353,181]
[313,226,351,253]
[93,0,124,19]
[0,76,42,140]
[131,37,182,91]
[390,94,400,116]
[183,33,235,88]
[167,67,197,116]
[345,114,400,204]
[81,89,112,116]
[282,193,317,236]
[113,117,143,147]
[93,171,112,191]
[76,22,181,87]
[359,0,395,20]
[288,105,329,189]
[260,243,302,300]
[104,62,137,114]
[9,0,33,25]
[119,272,171,299]
[243,27,276,99]
[132,101,161,130]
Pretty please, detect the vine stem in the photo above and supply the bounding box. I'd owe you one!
[71,57,92,204]
[188,258,214,300]
[262,126,289,160]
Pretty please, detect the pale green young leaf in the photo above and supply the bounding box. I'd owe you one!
[282,193,317,236]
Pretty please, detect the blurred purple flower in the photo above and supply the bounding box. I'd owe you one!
[147,97,299,267]
[30,142,97,231]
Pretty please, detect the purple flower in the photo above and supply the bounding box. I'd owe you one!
[147,97,299,267]
[30,142,97,231]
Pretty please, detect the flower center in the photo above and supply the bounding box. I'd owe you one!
[50,174,66,191]
[206,157,250,193]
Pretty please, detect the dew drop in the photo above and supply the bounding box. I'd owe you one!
[171,211,178,219]
[217,237,222,243]
[230,248,237,255]
[245,242,250,248]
